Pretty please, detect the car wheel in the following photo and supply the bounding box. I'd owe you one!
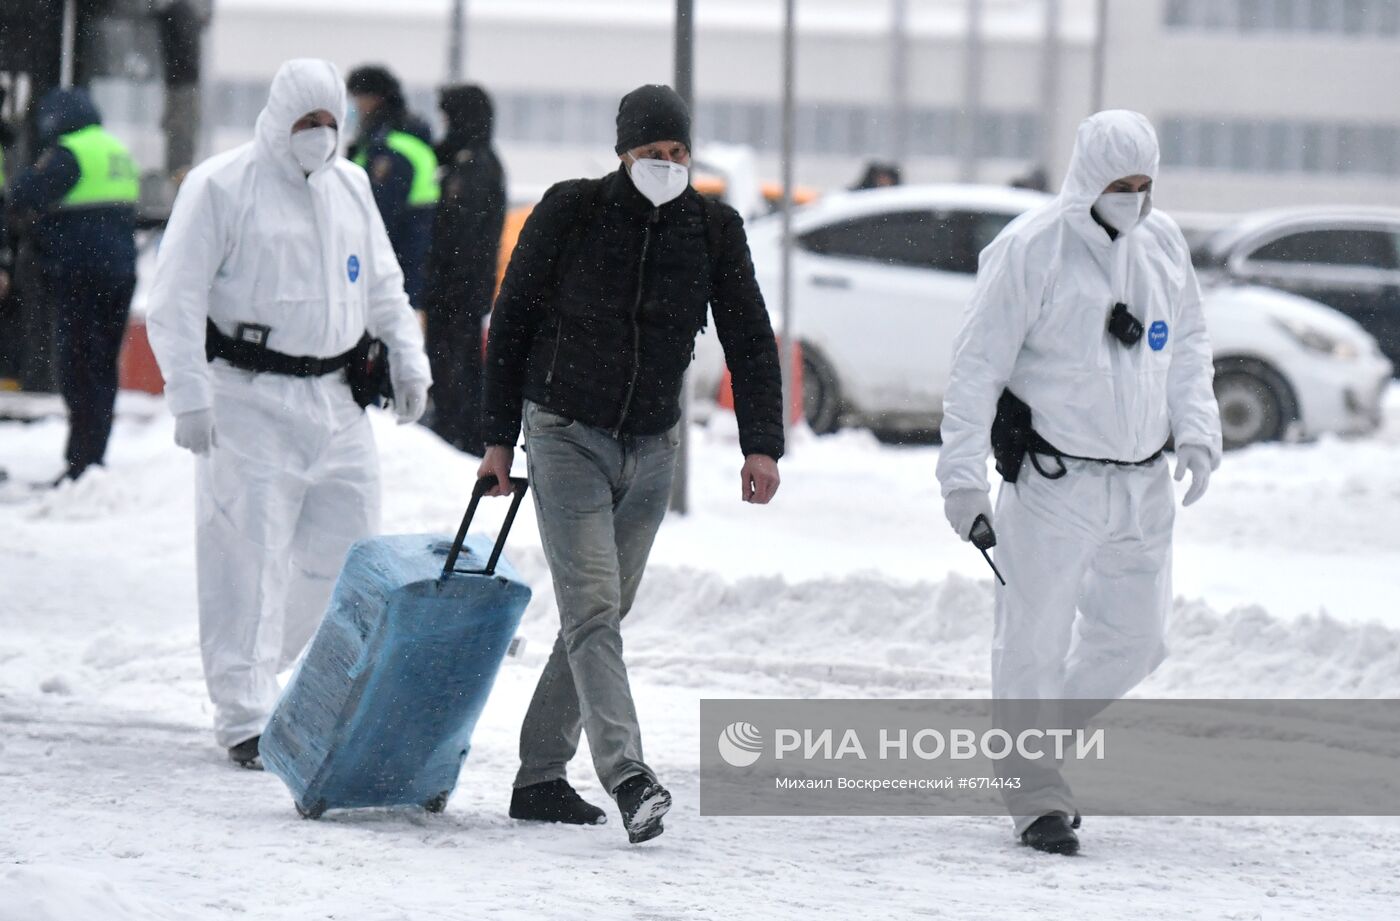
[802,347,842,435]
[1212,359,1296,449]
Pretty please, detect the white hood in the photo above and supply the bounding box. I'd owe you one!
[1057,110,1160,247]
[254,58,347,181]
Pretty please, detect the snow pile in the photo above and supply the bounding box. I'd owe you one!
[25,463,172,522]
[505,554,1400,700]
[0,866,192,921]
[1156,601,1400,698]
[5,399,1399,707]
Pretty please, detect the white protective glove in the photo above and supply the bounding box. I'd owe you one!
[1174,444,1214,507]
[174,409,216,456]
[943,488,993,542]
[394,379,429,425]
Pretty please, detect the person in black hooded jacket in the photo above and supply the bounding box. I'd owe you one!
[480,85,783,844]
[425,85,505,454]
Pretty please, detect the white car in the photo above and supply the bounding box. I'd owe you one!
[1205,284,1391,447]
[695,184,1393,448]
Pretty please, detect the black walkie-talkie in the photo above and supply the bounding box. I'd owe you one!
[969,515,1006,586]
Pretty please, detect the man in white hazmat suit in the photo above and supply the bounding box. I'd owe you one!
[935,111,1222,854]
[146,59,432,768]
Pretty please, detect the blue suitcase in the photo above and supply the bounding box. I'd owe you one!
[261,476,531,819]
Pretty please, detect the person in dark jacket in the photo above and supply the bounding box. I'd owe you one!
[0,89,16,377]
[0,94,14,485]
[479,84,784,844]
[4,88,137,482]
[852,160,902,190]
[0,85,14,306]
[346,65,439,311]
[425,84,506,454]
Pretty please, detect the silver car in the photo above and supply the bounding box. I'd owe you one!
[1192,207,1400,375]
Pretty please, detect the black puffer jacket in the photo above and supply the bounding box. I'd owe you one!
[483,166,784,459]
[428,86,505,319]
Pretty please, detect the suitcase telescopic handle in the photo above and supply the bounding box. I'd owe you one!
[442,475,530,578]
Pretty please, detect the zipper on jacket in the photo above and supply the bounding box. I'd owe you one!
[544,317,564,386]
[613,207,658,436]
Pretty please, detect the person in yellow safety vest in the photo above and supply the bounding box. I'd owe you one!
[345,65,439,313]
[4,88,138,484]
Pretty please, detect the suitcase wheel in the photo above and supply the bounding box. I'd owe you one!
[423,792,451,814]
[296,799,327,820]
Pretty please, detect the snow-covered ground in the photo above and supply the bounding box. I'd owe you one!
[3,390,1400,920]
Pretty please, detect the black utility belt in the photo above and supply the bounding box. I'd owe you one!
[205,320,364,377]
[1025,437,1167,481]
[991,388,1166,483]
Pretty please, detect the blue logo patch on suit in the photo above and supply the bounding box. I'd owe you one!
[347,255,361,283]
[1148,320,1169,351]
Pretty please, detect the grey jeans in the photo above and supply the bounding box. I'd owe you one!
[514,400,679,794]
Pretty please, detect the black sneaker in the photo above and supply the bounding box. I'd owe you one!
[509,779,607,825]
[614,775,671,845]
[228,735,262,770]
[1021,812,1079,855]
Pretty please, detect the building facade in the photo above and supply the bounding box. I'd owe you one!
[88,0,1400,213]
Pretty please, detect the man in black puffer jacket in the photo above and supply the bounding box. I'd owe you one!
[480,84,783,845]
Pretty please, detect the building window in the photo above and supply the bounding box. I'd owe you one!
[1236,0,1269,32]
[1263,121,1299,172]
[201,79,1036,166]
[1383,0,1400,33]
[1161,115,1400,177]
[1299,122,1326,174]
[1164,0,1192,27]
[499,90,1035,162]
[1165,0,1400,35]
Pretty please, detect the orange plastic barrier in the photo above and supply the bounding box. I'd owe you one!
[717,340,804,424]
[119,317,165,394]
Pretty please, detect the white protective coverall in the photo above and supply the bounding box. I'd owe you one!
[146,59,431,748]
[935,111,1222,829]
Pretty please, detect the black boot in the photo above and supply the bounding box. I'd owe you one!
[228,735,262,770]
[614,775,671,845]
[509,779,607,825]
[1021,813,1079,855]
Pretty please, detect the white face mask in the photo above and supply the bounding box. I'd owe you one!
[1094,191,1150,234]
[627,155,689,207]
[289,125,338,174]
